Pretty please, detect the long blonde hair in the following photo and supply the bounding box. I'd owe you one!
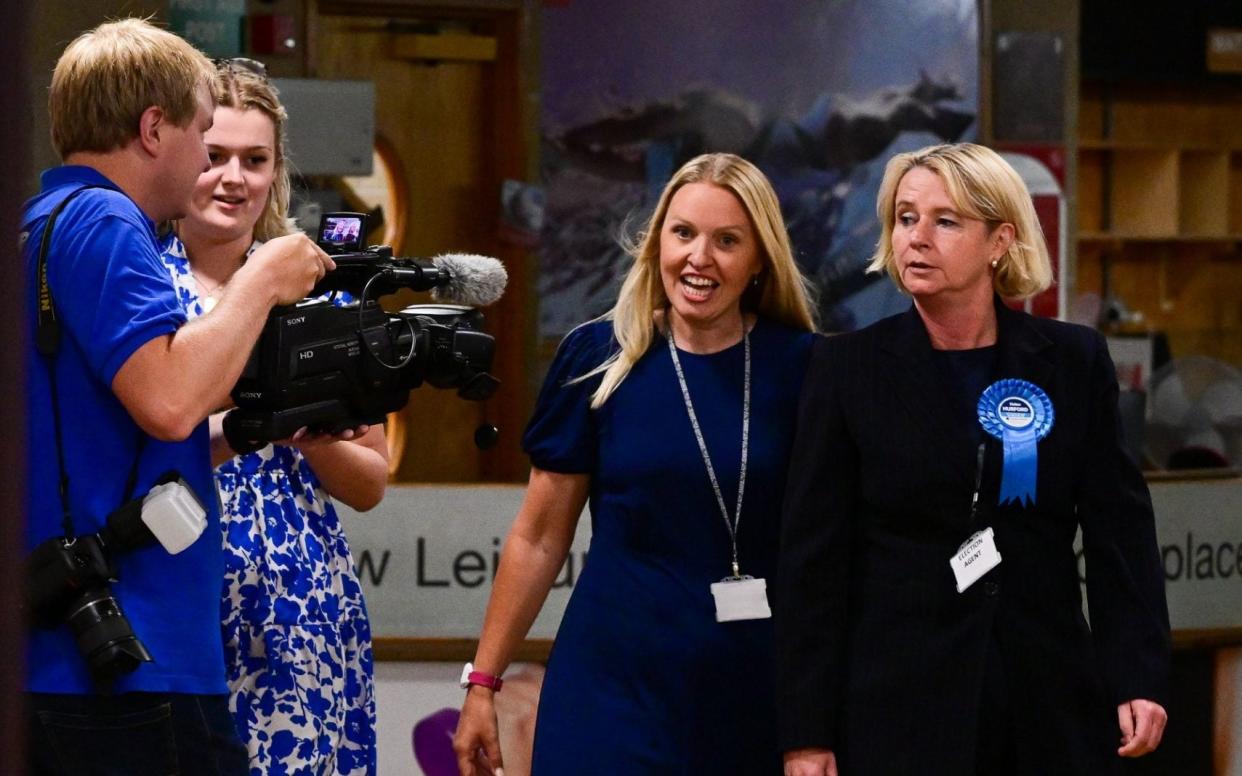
[867,143,1052,299]
[582,153,816,408]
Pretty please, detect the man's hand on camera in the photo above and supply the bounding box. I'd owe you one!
[243,234,335,306]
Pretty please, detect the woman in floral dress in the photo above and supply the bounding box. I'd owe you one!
[161,59,389,775]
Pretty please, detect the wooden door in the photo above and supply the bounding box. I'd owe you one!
[310,4,531,482]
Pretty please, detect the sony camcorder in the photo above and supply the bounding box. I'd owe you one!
[26,473,207,685]
[221,213,507,453]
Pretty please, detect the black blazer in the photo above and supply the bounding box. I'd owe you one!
[775,300,1170,776]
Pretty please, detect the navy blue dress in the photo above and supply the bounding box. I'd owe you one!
[524,317,813,774]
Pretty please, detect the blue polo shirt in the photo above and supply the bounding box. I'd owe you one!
[23,166,227,694]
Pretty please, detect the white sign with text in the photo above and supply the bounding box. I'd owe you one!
[343,477,1242,640]
[339,485,591,639]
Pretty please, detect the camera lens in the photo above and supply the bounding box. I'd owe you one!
[65,588,153,682]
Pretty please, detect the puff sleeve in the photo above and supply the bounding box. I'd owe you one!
[521,321,615,474]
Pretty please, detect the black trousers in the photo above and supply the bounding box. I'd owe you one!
[975,636,1016,776]
[27,692,248,776]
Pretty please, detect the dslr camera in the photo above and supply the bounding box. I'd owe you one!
[26,473,207,684]
[221,213,506,453]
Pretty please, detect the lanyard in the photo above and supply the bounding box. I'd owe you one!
[35,185,141,537]
[667,325,751,578]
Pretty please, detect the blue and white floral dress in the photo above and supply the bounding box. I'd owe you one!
[162,237,377,776]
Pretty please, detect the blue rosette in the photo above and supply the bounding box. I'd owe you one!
[977,378,1054,507]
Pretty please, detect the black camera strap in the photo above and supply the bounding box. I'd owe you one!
[36,184,144,539]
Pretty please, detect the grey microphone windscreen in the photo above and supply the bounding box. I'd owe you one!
[430,254,508,307]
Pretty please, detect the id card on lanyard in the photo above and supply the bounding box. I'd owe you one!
[668,325,771,622]
[949,442,1000,593]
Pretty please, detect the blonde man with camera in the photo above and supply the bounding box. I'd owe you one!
[23,18,330,774]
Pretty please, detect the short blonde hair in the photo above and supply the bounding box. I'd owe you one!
[49,18,214,159]
[585,153,817,408]
[213,62,296,240]
[867,143,1052,299]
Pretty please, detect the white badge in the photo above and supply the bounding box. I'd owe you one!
[949,527,1002,593]
[710,576,772,622]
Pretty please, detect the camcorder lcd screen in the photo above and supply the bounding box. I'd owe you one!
[319,215,364,251]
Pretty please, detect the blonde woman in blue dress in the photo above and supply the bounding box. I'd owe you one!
[455,153,817,775]
[160,60,389,775]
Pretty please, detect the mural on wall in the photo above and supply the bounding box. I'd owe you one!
[538,0,979,336]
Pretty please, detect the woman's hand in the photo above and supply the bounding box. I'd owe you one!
[454,686,505,776]
[280,425,370,450]
[1117,698,1167,757]
[784,748,838,776]
[283,424,389,511]
[490,666,543,776]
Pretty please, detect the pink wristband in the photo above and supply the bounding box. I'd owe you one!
[459,662,503,692]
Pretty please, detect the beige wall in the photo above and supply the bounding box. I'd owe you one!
[25,1,166,192]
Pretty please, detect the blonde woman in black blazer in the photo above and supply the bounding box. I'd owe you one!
[777,143,1170,776]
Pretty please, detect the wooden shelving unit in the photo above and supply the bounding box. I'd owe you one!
[1077,143,1242,238]
[1076,83,1242,367]
[1078,85,1242,240]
